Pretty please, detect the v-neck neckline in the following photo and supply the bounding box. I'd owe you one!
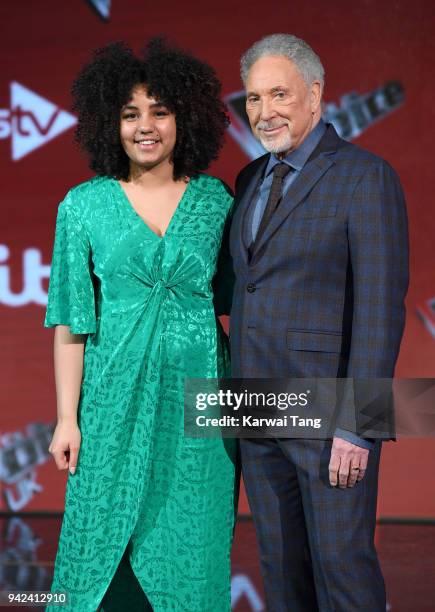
[114,177,192,240]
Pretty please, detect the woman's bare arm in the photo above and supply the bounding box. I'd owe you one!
[53,325,86,422]
[48,325,87,474]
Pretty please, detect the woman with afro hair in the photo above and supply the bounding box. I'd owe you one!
[44,38,237,611]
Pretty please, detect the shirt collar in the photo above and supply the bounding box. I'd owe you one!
[265,118,327,176]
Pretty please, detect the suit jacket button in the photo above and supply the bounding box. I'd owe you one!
[246,282,256,293]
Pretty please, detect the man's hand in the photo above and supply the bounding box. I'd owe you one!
[329,436,369,488]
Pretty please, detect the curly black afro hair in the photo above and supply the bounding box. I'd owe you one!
[71,38,230,180]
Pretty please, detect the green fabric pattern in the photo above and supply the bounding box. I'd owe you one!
[44,174,237,611]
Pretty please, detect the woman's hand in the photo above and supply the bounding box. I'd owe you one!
[49,420,81,475]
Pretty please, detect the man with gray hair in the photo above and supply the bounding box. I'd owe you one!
[229,34,408,610]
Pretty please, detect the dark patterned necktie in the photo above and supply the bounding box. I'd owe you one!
[254,162,292,245]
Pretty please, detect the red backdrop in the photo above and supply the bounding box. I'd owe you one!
[1,0,434,516]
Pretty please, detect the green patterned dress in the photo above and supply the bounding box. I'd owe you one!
[44,174,237,611]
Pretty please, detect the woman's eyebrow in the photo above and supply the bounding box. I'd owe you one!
[149,101,167,108]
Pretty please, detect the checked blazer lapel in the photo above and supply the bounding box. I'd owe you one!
[230,155,268,265]
[250,124,347,264]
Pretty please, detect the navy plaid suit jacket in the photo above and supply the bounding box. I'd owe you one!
[229,124,409,432]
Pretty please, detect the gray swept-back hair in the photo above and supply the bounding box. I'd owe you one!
[240,33,325,90]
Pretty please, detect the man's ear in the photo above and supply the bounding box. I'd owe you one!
[310,81,322,113]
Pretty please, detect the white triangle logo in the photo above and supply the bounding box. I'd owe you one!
[88,0,111,20]
[231,575,264,610]
[10,82,77,161]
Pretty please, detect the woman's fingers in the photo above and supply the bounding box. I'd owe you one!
[48,423,81,473]
[68,445,80,474]
[50,446,69,471]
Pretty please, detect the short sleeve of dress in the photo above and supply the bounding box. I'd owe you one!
[44,192,97,334]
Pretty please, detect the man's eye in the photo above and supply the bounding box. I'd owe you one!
[247,97,259,104]
[275,91,285,98]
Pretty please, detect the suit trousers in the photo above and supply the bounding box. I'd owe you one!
[240,438,385,612]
